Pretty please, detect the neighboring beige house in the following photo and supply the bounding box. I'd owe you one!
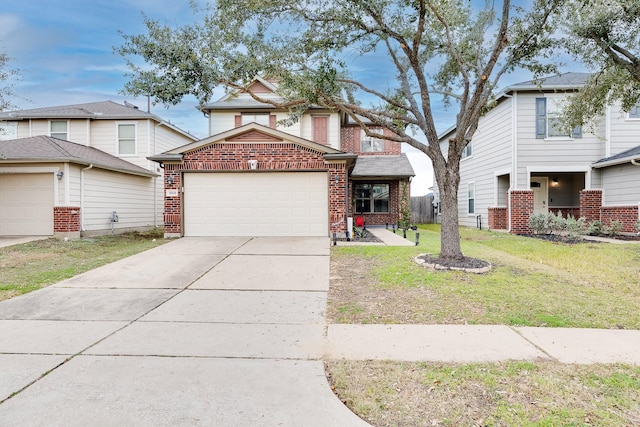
[435,73,640,233]
[150,77,414,238]
[0,101,197,237]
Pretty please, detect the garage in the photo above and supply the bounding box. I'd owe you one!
[183,172,329,237]
[0,173,54,236]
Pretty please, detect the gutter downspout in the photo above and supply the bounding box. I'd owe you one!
[80,164,94,231]
[503,91,516,233]
[631,158,640,166]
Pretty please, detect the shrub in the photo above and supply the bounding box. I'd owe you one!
[588,220,603,236]
[528,213,550,234]
[548,211,567,234]
[603,220,624,237]
[565,215,587,239]
[636,220,640,234]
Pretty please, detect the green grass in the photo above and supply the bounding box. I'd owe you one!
[331,224,640,328]
[0,230,167,301]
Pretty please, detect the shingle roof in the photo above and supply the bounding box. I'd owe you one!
[0,101,197,140]
[351,154,415,178]
[0,136,157,177]
[507,72,591,91]
[593,144,640,168]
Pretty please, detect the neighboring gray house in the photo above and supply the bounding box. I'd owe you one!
[435,73,640,233]
[0,101,197,237]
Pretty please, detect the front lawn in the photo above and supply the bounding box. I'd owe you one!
[0,230,167,302]
[329,224,640,329]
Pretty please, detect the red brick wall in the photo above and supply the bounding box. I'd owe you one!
[163,142,348,236]
[340,127,402,155]
[600,206,639,233]
[488,207,508,230]
[54,206,81,233]
[349,180,406,226]
[509,190,534,234]
[580,190,602,223]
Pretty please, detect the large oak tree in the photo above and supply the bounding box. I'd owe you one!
[118,0,561,262]
[559,0,640,129]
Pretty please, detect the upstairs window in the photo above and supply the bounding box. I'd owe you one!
[241,113,270,126]
[354,183,390,213]
[50,120,68,140]
[628,104,640,119]
[118,124,136,155]
[536,97,582,139]
[360,129,384,152]
[0,122,17,140]
[462,141,473,159]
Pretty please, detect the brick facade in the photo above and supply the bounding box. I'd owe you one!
[349,180,406,227]
[488,207,508,230]
[53,206,81,238]
[579,190,603,223]
[509,190,534,234]
[163,141,348,236]
[600,205,640,233]
[340,127,402,155]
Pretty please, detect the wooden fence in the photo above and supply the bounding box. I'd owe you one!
[410,195,435,224]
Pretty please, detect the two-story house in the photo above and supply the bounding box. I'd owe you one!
[0,101,197,238]
[436,73,640,234]
[149,77,414,238]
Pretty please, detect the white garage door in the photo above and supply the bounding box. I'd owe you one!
[0,174,54,236]
[184,172,329,237]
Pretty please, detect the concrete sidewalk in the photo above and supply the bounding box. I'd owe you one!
[1,236,639,427]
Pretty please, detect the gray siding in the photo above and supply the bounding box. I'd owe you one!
[601,164,640,206]
[516,92,604,188]
[457,98,513,228]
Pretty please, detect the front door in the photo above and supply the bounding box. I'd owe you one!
[530,177,548,214]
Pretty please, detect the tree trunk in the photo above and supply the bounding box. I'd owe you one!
[435,162,464,261]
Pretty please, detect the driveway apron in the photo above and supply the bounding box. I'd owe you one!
[0,237,369,426]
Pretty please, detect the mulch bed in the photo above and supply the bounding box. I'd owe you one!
[525,233,640,244]
[415,254,491,273]
[336,228,383,243]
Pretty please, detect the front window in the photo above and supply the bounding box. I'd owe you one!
[468,183,475,214]
[354,183,389,213]
[360,129,384,152]
[242,113,270,126]
[50,120,68,140]
[0,122,17,140]
[118,124,136,155]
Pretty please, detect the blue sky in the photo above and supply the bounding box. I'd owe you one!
[0,1,581,195]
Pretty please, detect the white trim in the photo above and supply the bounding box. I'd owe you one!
[511,93,517,189]
[605,106,611,157]
[63,163,70,206]
[0,167,59,173]
[86,119,91,147]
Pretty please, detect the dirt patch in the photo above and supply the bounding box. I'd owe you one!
[328,254,486,324]
[325,360,640,427]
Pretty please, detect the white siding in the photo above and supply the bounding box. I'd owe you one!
[81,168,156,233]
[601,164,640,206]
[457,98,513,227]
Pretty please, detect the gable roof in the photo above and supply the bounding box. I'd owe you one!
[0,101,197,141]
[149,122,345,163]
[0,136,157,177]
[505,72,591,92]
[351,154,415,178]
[593,145,640,168]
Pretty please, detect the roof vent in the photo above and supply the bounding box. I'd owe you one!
[124,101,139,110]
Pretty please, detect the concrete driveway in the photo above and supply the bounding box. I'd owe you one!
[0,237,369,427]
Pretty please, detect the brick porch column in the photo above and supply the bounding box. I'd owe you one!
[488,207,508,230]
[580,189,602,223]
[53,206,81,239]
[509,190,534,234]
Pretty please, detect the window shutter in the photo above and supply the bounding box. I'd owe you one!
[572,126,582,139]
[234,115,242,127]
[535,98,546,139]
[269,115,277,129]
[313,116,328,144]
